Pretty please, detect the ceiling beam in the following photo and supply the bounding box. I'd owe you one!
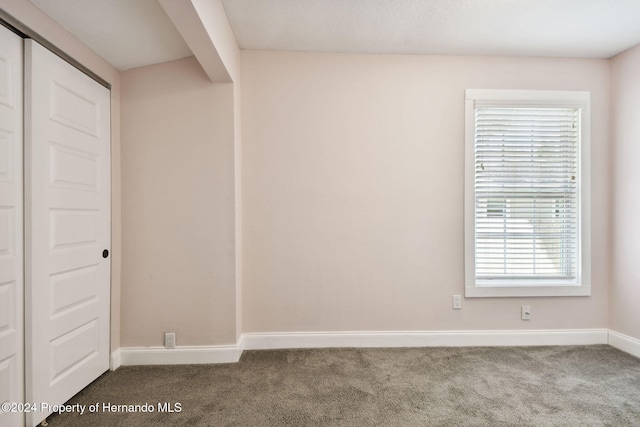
[159,0,239,83]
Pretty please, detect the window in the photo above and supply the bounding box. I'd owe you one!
[465,90,590,297]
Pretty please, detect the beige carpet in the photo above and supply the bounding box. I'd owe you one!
[46,345,640,426]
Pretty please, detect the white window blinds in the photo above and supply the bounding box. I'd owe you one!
[474,106,579,281]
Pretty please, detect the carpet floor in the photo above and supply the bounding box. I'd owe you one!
[46,345,640,426]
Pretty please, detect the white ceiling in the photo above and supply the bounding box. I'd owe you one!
[222,0,640,59]
[30,0,640,72]
[30,0,192,70]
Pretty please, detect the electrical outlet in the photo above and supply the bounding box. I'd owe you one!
[453,294,462,310]
[521,306,531,320]
[164,332,176,349]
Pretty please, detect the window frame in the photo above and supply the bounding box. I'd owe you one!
[464,89,591,298]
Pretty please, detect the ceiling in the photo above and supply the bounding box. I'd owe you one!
[31,0,640,71]
[30,0,192,70]
[222,0,640,58]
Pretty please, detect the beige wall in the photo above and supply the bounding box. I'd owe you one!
[234,83,243,340]
[1,0,624,348]
[121,57,236,346]
[241,51,610,333]
[610,44,640,341]
[0,0,122,352]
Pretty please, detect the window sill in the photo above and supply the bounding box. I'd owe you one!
[465,284,591,298]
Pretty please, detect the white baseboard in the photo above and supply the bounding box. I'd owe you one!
[120,343,243,366]
[113,329,609,366]
[110,349,121,371]
[242,329,609,350]
[608,330,640,359]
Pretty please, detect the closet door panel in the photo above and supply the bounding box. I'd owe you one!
[0,26,24,427]
[25,39,110,427]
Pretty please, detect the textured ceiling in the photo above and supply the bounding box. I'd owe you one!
[30,0,192,70]
[221,0,640,58]
[28,0,640,72]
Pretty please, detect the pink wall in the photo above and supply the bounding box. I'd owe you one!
[121,57,237,346]
[241,51,610,333]
[610,44,640,341]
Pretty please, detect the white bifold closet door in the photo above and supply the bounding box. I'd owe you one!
[0,25,24,427]
[25,40,111,426]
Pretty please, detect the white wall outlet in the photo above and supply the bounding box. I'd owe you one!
[164,332,176,349]
[521,305,531,320]
[453,294,462,310]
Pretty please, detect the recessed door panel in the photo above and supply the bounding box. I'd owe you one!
[50,266,98,316]
[0,130,14,182]
[50,320,99,383]
[50,81,99,137]
[0,54,15,108]
[49,143,99,190]
[50,210,98,249]
[0,281,15,332]
[0,356,16,407]
[0,208,14,257]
